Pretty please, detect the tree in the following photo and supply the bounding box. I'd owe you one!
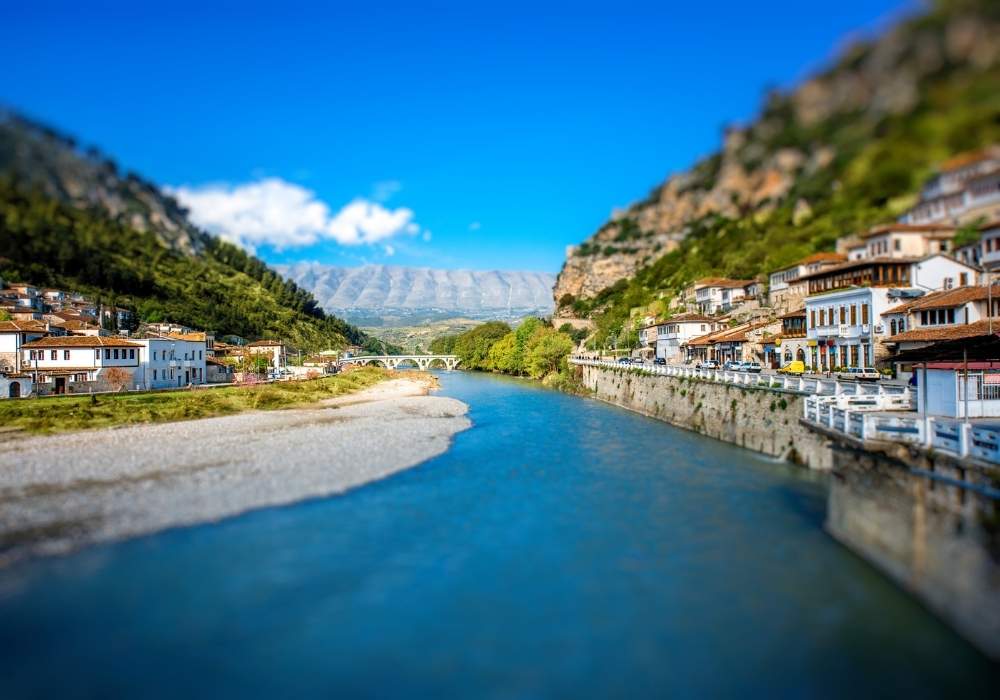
[453,321,511,370]
[487,333,518,372]
[102,367,132,392]
[525,329,574,379]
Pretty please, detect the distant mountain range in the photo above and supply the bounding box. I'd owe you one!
[277,263,556,324]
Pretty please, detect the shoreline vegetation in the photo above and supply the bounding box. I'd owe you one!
[0,374,470,566]
[0,367,394,438]
[429,317,584,392]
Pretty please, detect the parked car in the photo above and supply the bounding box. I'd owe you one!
[723,360,739,371]
[616,357,632,365]
[743,362,762,373]
[836,367,882,381]
[697,360,719,370]
[778,360,805,375]
[654,357,666,366]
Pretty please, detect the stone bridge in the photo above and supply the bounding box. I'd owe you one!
[339,354,461,371]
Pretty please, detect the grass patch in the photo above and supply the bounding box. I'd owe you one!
[0,367,392,436]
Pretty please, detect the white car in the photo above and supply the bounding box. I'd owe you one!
[697,360,719,370]
[836,367,881,381]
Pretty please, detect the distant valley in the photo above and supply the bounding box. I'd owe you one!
[277,263,556,326]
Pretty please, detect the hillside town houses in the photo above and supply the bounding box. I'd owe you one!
[626,146,1000,377]
[0,280,299,399]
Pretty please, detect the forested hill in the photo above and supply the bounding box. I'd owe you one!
[0,113,373,351]
[555,0,1000,347]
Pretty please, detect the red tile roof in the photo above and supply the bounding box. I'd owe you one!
[886,319,996,343]
[882,285,997,315]
[21,336,141,348]
[0,320,48,333]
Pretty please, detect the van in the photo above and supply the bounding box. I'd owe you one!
[778,360,805,375]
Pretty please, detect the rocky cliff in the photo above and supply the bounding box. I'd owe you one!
[554,0,1000,311]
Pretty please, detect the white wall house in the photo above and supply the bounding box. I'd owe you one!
[21,336,142,394]
[802,255,978,370]
[652,314,720,362]
[247,340,286,370]
[694,279,754,315]
[857,224,956,259]
[900,146,1000,226]
[135,335,208,389]
[0,320,48,373]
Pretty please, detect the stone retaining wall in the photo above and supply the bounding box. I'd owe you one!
[580,364,833,470]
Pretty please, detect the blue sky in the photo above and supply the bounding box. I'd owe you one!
[3,0,913,273]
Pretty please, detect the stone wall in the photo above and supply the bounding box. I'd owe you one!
[825,433,1000,659]
[580,364,833,470]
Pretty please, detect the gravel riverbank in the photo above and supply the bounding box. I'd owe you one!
[0,376,470,567]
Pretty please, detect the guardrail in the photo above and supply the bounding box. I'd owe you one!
[572,357,1000,465]
[570,357,913,407]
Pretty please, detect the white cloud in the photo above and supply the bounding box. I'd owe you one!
[372,179,402,202]
[168,178,420,252]
[384,244,396,256]
[468,221,481,231]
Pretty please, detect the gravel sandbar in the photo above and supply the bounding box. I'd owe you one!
[0,376,470,567]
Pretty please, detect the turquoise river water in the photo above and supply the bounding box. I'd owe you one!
[0,371,996,697]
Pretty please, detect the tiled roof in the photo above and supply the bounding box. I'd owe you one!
[167,331,208,342]
[882,285,997,315]
[798,252,846,265]
[693,277,755,289]
[247,339,283,347]
[886,319,995,343]
[0,320,48,333]
[21,336,141,348]
[51,319,101,331]
[939,146,1000,172]
[778,308,807,319]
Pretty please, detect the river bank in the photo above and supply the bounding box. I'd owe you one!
[0,375,470,567]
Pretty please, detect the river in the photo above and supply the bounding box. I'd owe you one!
[0,371,994,697]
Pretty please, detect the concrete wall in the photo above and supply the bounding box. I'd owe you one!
[825,435,1000,659]
[580,364,833,470]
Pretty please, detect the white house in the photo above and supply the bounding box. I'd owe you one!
[900,146,1000,226]
[0,320,49,373]
[802,255,978,370]
[135,334,208,389]
[246,340,286,371]
[857,224,956,259]
[20,336,142,394]
[651,313,720,362]
[974,221,1000,270]
[693,278,755,315]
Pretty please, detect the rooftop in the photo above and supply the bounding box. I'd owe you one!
[886,319,995,343]
[0,320,48,333]
[21,336,141,349]
[882,285,997,315]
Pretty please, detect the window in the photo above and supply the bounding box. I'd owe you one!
[113,349,119,359]
[819,309,825,325]
[861,304,869,324]
[95,349,100,361]
[890,319,897,335]
[199,351,203,360]
[960,272,968,286]
[130,349,135,360]
[75,373,87,382]
[839,306,846,324]
[850,305,857,325]
[50,350,57,361]
[153,369,157,380]
[153,351,157,361]
[63,350,70,360]
[893,238,901,251]
[810,310,816,328]
[105,349,111,360]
